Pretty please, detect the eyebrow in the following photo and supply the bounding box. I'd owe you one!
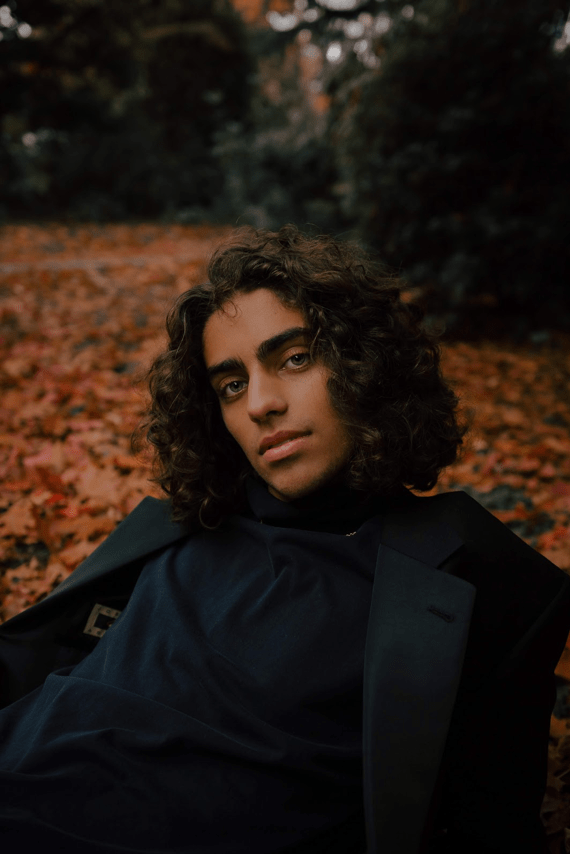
[206,326,310,383]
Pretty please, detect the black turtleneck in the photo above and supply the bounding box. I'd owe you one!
[0,474,396,854]
[243,472,403,537]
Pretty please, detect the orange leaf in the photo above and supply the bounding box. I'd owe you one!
[555,645,570,681]
[538,527,570,551]
[0,498,35,538]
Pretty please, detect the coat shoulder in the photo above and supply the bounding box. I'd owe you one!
[416,489,566,575]
[420,490,570,653]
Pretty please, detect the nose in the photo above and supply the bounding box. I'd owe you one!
[247,371,287,422]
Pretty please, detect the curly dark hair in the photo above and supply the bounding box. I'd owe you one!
[134,224,467,529]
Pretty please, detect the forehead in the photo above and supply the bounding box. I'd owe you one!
[202,288,305,363]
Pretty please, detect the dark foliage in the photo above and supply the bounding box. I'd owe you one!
[4,0,570,331]
[211,23,346,235]
[0,0,253,220]
[325,0,570,331]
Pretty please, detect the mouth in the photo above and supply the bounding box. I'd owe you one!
[261,433,310,462]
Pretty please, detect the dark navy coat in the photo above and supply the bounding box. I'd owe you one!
[0,486,569,854]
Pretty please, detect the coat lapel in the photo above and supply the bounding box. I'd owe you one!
[363,504,476,854]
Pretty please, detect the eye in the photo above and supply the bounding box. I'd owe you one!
[286,352,309,368]
[219,379,246,399]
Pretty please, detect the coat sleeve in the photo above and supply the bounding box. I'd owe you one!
[426,495,570,854]
[0,498,188,709]
[0,561,143,710]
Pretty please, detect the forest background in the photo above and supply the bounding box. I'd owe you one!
[1,0,570,850]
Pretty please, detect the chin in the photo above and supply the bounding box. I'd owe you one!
[267,481,312,503]
[263,465,347,503]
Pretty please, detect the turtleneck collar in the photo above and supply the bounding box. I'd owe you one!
[243,473,407,536]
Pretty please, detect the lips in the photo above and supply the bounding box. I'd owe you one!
[259,430,309,455]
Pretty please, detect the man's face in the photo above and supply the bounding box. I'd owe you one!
[202,288,353,502]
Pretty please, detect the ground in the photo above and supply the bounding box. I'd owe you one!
[0,223,569,851]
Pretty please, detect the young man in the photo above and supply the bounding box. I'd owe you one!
[0,224,569,854]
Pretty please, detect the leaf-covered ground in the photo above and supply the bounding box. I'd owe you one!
[1,224,569,850]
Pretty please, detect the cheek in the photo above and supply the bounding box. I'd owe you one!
[305,366,332,402]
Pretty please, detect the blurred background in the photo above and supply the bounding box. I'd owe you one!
[1,0,570,336]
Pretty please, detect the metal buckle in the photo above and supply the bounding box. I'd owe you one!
[83,603,122,638]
